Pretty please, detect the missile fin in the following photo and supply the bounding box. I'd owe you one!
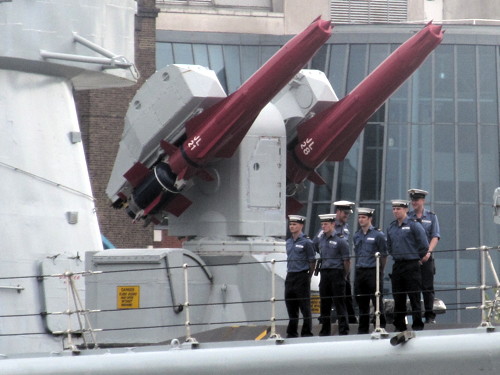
[286,197,304,215]
[124,162,150,188]
[164,194,193,217]
[143,193,164,216]
[196,169,215,182]
[160,140,178,156]
[308,170,327,185]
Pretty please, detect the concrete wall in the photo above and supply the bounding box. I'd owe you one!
[408,0,500,22]
[156,0,330,35]
[444,0,500,20]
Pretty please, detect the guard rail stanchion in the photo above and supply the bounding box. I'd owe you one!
[183,263,198,344]
[371,252,388,339]
[485,248,500,325]
[465,246,496,331]
[268,259,283,342]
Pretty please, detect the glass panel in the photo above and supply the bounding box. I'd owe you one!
[478,46,498,124]
[311,44,329,71]
[434,45,455,123]
[433,204,456,285]
[346,44,367,92]
[222,45,241,93]
[458,204,480,284]
[411,57,432,124]
[313,162,335,201]
[481,203,500,249]
[193,44,209,67]
[456,45,477,124]
[208,45,227,92]
[409,124,432,192]
[368,44,390,71]
[385,123,408,200]
[156,42,174,69]
[459,288,482,323]
[479,125,499,203]
[434,124,455,202]
[457,125,478,203]
[172,43,194,64]
[328,44,348,97]
[261,46,279,65]
[360,121,384,201]
[388,43,409,123]
[240,46,260,82]
[336,139,359,202]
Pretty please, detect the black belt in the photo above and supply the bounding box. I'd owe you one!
[394,259,419,263]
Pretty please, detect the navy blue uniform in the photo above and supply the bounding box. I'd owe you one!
[408,209,440,321]
[317,232,350,335]
[285,233,316,337]
[387,217,429,331]
[353,226,387,334]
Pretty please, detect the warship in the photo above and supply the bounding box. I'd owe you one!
[0,1,499,374]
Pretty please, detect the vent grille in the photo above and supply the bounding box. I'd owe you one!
[331,0,408,24]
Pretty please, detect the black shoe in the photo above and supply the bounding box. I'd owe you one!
[425,318,436,324]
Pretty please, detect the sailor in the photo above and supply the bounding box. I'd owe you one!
[408,188,441,324]
[332,200,354,240]
[316,213,350,336]
[353,207,388,334]
[285,215,316,338]
[332,200,358,324]
[386,199,429,332]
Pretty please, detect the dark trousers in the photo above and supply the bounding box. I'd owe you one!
[319,269,349,335]
[354,268,386,334]
[421,256,436,320]
[391,260,424,331]
[285,271,313,337]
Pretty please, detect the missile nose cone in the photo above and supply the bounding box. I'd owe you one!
[430,23,445,38]
[317,18,333,33]
[423,21,444,41]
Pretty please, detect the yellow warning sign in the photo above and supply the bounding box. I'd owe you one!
[117,286,140,309]
[311,294,321,314]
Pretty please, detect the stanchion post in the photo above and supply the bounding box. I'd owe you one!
[371,252,388,339]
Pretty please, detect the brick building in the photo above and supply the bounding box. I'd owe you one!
[75,0,181,249]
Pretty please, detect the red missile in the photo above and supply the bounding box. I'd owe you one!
[121,17,332,222]
[166,17,332,182]
[286,22,443,208]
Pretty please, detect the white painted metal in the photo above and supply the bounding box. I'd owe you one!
[1,328,500,374]
[0,0,136,355]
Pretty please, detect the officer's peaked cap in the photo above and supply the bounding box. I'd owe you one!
[318,213,336,222]
[333,200,355,213]
[408,188,429,200]
[391,199,409,208]
[288,215,306,224]
[357,207,375,216]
